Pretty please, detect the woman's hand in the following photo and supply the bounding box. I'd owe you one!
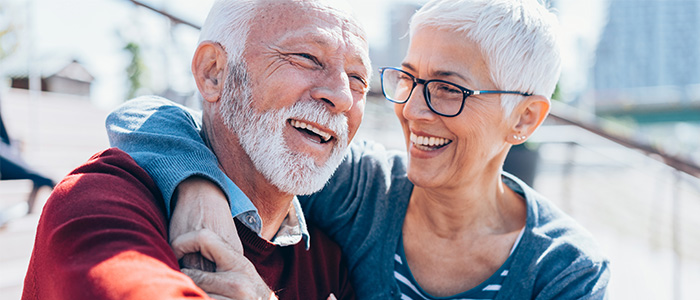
[170,177,243,271]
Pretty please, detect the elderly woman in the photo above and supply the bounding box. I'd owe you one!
[108,0,609,298]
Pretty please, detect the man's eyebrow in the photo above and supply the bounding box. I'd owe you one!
[349,53,371,74]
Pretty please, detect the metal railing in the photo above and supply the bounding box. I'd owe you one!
[548,101,700,178]
[533,102,700,300]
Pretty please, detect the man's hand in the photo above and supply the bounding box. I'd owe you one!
[171,176,243,272]
[172,229,276,300]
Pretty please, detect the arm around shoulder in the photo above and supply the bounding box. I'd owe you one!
[106,96,230,216]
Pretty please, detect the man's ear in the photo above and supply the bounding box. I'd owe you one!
[507,95,550,145]
[192,41,228,103]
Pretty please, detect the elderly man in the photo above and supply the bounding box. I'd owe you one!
[22,0,369,299]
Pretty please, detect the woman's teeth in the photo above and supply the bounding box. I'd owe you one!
[410,132,451,150]
[290,120,332,142]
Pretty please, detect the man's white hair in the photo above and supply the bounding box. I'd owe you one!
[409,0,561,116]
[198,0,357,65]
[198,0,257,65]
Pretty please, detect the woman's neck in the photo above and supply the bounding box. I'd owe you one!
[407,174,525,238]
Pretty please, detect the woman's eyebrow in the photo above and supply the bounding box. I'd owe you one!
[400,62,470,83]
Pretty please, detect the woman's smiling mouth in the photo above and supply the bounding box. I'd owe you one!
[410,132,452,151]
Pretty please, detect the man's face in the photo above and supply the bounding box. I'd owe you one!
[219,1,370,195]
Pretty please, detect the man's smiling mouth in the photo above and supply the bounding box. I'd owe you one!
[289,119,334,144]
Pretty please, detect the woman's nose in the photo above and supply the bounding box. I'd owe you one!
[402,85,435,121]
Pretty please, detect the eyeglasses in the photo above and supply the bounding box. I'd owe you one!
[379,67,532,117]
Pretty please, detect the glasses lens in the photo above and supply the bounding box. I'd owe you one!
[382,69,414,103]
[426,81,464,116]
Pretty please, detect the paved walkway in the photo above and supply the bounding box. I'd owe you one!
[0,89,111,299]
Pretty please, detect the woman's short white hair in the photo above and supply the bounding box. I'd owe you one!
[198,0,258,65]
[409,0,561,116]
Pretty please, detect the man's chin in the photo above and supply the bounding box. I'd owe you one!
[268,166,329,196]
[264,147,346,196]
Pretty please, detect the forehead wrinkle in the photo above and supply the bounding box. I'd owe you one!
[276,27,337,48]
[275,24,369,75]
[303,1,370,73]
[342,29,371,74]
[258,1,369,75]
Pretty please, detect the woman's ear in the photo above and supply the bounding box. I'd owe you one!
[192,41,228,103]
[507,95,550,145]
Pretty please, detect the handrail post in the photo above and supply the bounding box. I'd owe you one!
[561,141,577,214]
[672,170,682,300]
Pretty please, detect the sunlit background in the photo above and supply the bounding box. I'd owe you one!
[1,0,699,299]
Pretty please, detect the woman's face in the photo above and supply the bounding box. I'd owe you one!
[394,26,516,190]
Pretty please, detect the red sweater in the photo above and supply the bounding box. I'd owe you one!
[22,148,354,300]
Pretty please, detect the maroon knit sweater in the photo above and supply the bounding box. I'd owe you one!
[22,148,354,300]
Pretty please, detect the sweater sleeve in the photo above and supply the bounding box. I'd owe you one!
[534,258,610,300]
[22,148,211,300]
[106,96,230,216]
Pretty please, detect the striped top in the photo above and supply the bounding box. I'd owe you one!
[394,228,525,300]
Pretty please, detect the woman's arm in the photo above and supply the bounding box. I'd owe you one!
[106,96,240,274]
[106,96,230,216]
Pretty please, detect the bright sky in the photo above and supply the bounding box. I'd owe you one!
[1,0,605,109]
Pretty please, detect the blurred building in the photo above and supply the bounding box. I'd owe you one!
[592,0,700,124]
[6,58,94,98]
[367,2,421,96]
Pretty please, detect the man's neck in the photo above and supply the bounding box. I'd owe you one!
[231,172,295,241]
[202,116,295,241]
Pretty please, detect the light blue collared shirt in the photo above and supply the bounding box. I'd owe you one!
[224,176,310,249]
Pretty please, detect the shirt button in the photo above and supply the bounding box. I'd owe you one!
[246,215,256,224]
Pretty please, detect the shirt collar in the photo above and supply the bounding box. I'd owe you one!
[224,176,310,249]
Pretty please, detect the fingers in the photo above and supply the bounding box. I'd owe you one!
[171,229,242,271]
[179,253,216,272]
[182,268,222,295]
[207,294,232,300]
[182,268,273,300]
[327,293,337,300]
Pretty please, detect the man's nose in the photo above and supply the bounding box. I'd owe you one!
[310,68,354,114]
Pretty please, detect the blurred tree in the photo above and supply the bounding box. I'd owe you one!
[0,3,18,62]
[551,82,562,101]
[124,41,147,100]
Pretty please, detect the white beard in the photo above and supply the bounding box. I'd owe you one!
[218,62,349,195]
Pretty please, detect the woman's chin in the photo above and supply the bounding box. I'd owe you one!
[406,167,442,189]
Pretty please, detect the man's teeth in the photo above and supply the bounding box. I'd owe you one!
[290,120,332,142]
[410,132,451,147]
